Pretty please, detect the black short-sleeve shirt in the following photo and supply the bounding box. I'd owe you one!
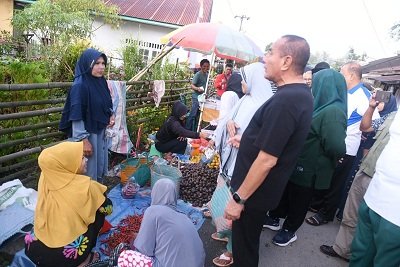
[230,83,313,211]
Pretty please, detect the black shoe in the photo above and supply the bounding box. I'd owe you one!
[272,229,297,247]
[263,214,280,231]
[320,245,349,262]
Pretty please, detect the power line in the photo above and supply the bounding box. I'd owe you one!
[361,0,388,58]
[234,14,250,31]
[225,0,235,18]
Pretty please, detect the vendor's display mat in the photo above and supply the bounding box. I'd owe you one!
[94,184,205,258]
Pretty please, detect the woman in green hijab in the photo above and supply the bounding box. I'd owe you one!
[264,69,348,247]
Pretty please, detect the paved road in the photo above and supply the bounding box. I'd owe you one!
[200,211,349,267]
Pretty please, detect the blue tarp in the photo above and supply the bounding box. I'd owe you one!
[95,184,205,258]
[11,184,205,264]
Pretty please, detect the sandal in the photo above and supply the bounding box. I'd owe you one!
[305,213,328,226]
[203,210,212,218]
[211,232,228,243]
[213,253,233,267]
[79,252,100,267]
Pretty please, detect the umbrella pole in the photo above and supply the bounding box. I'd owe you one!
[196,53,216,132]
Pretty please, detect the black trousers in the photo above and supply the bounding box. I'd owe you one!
[269,181,314,232]
[232,206,267,267]
[155,139,187,154]
[316,154,356,221]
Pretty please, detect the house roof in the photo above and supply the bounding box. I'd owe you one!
[370,75,400,85]
[362,55,400,74]
[104,0,213,26]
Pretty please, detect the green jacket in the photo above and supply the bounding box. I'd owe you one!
[290,105,347,189]
[290,69,347,189]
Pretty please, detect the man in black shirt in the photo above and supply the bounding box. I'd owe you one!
[224,35,314,267]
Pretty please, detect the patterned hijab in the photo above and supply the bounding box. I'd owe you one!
[34,142,106,248]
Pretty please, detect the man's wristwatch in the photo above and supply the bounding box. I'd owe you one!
[232,192,246,205]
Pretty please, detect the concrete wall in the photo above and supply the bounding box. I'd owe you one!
[0,0,14,33]
[91,19,192,66]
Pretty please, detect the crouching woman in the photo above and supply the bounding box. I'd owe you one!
[155,101,206,154]
[117,179,205,267]
[24,142,113,267]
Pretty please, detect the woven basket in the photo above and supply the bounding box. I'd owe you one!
[120,158,139,185]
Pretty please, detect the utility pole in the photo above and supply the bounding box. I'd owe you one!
[234,14,250,32]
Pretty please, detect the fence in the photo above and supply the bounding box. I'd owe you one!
[0,79,192,185]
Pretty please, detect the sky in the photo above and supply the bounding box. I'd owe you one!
[211,0,400,62]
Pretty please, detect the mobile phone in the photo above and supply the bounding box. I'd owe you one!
[375,90,391,103]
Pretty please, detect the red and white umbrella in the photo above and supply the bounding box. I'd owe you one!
[160,22,264,62]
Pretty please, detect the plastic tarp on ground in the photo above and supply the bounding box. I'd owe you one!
[10,185,205,265]
[94,184,205,259]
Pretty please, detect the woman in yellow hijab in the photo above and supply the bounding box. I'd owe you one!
[24,141,113,267]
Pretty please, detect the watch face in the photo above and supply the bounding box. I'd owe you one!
[233,192,240,203]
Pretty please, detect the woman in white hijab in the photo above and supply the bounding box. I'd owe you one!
[117,179,205,267]
[210,61,273,266]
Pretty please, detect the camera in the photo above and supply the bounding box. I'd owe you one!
[375,90,391,103]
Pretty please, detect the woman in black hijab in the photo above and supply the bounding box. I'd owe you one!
[59,48,114,182]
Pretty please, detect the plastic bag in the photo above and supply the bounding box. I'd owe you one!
[133,164,151,187]
[201,147,216,165]
[121,177,139,199]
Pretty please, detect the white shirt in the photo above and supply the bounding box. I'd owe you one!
[345,83,379,156]
[364,111,400,226]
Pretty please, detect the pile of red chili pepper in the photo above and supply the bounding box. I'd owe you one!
[100,214,143,256]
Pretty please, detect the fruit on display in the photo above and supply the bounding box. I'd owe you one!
[179,163,218,207]
[207,153,220,169]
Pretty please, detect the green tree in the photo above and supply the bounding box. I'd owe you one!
[390,21,400,40]
[12,0,120,78]
[346,47,367,61]
[264,42,273,52]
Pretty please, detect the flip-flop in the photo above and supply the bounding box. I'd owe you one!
[213,253,233,267]
[203,210,212,218]
[211,232,228,243]
[88,252,100,263]
[305,214,328,226]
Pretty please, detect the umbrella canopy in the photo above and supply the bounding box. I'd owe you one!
[160,22,264,62]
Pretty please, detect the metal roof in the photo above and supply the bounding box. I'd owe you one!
[362,55,400,74]
[105,0,213,26]
[370,75,400,85]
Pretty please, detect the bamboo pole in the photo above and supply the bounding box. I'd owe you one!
[0,132,63,150]
[0,121,59,135]
[1,167,37,185]
[0,158,37,173]
[0,141,61,164]
[0,98,65,108]
[126,37,184,91]
[0,107,63,120]
[0,82,71,91]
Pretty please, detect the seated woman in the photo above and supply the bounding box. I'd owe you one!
[24,141,113,267]
[155,101,206,154]
[118,178,205,267]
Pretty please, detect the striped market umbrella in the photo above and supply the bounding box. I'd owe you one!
[160,22,264,62]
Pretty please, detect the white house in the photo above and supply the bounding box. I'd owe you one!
[1,0,214,66]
